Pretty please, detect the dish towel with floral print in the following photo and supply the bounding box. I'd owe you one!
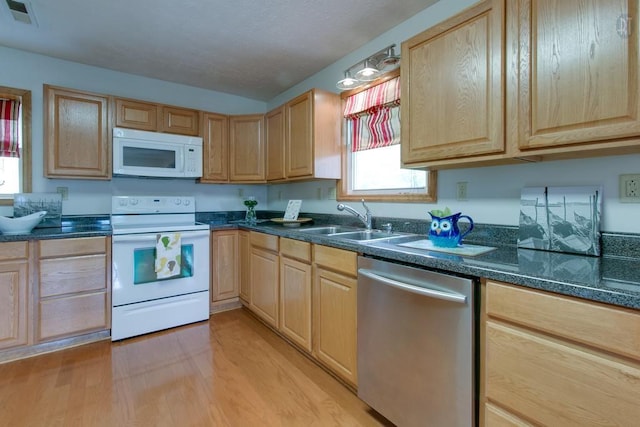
[155,232,182,279]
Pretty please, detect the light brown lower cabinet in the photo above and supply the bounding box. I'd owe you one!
[210,230,239,307]
[238,230,251,303]
[0,241,30,350]
[313,245,358,387]
[37,237,111,342]
[249,232,279,328]
[279,238,312,352]
[482,280,640,426]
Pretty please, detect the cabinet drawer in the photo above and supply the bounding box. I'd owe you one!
[40,254,107,297]
[38,291,109,341]
[250,232,279,252]
[486,280,640,361]
[0,241,28,261]
[313,245,357,276]
[280,238,310,262]
[39,237,107,258]
[486,321,640,427]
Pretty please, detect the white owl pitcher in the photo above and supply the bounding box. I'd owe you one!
[428,212,474,247]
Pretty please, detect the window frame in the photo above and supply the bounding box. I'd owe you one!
[0,86,32,206]
[337,69,437,202]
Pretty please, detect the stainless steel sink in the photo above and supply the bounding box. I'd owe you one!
[328,230,408,242]
[297,225,359,235]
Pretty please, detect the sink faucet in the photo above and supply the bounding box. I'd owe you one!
[337,199,373,230]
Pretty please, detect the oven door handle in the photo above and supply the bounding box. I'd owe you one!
[112,230,209,243]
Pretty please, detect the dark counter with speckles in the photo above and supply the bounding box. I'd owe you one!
[2,212,639,311]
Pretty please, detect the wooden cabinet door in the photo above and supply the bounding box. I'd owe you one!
[401,0,505,165]
[266,106,286,181]
[513,0,640,151]
[238,230,251,303]
[201,112,229,182]
[279,256,312,352]
[313,266,357,387]
[229,114,265,182]
[210,230,239,303]
[160,106,200,136]
[249,246,279,327]
[114,98,158,131]
[0,259,29,350]
[44,85,111,179]
[285,91,314,178]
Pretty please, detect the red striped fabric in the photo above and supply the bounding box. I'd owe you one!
[343,77,400,152]
[343,76,400,117]
[0,99,20,158]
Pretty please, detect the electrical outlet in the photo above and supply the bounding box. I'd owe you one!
[56,186,69,201]
[277,191,283,201]
[456,182,468,201]
[620,174,640,202]
[238,188,244,198]
[317,187,323,200]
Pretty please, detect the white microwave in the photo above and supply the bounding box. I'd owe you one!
[113,127,203,178]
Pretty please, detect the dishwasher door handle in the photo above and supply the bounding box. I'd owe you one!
[358,268,467,304]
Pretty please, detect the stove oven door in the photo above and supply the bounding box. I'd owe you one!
[112,229,210,307]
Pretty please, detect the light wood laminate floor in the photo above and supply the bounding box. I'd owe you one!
[0,308,390,426]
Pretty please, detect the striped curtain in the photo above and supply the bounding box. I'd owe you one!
[343,77,400,152]
[0,99,20,158]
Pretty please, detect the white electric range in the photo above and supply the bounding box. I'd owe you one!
[110,196,210,341]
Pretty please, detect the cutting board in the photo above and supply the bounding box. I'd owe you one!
[398,239,497,256]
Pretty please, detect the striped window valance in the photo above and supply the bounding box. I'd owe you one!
[343,77,400,152]
[0,99,20,158]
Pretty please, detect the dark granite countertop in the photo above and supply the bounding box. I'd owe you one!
[227,220,640,311]
[0,215,112,241]
[2,212,638,311]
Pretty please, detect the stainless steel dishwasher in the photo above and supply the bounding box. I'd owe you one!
[357,256,477,427]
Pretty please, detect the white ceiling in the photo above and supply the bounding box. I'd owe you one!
[0,0,438,101]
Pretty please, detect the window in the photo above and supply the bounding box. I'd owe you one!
[0,86,31,205]
[337,70,436,202]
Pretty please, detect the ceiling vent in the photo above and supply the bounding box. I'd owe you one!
[5,0,37,26]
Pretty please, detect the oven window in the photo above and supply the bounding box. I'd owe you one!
[133,244,194,284]
[123,146,176,169]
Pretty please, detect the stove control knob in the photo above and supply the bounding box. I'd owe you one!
[174,198,182,205]
[183,199,191,206]
[118,199,127,206]
[129,198,139,206]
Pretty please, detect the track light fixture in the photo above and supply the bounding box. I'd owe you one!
[335,44,400,91]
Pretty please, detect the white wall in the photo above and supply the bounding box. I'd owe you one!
[265,0,640,234]
[0,46,268,215]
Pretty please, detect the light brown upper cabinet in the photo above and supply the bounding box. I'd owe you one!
[401,0,640,170]
[266,105,286,181]
[160,106,200,136]
[114,98,159,131]
[200,112,230,182]
[44,85,111,179]
[266,89,341,182]
[511,0,640,154]
[229,114,266,182]
[401,0,505,167]
[113,97,200,136]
